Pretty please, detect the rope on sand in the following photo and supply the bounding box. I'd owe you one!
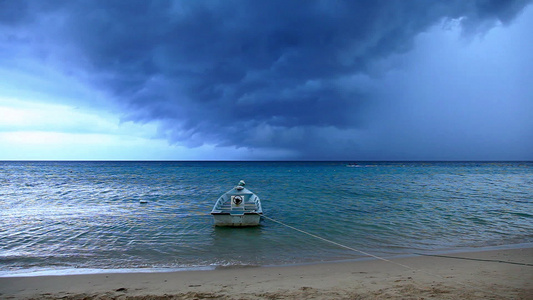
[262,215,507,298]
[413,252,533,267]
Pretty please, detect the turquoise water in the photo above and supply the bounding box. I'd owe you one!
[1,161,532,275]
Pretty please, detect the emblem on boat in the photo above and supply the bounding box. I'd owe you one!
[232,195,243,205]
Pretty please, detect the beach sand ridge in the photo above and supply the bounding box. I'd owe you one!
[1,248,531,299]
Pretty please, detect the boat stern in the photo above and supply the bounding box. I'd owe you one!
[211,213,261,227]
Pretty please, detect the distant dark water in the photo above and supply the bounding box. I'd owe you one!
[1,161,532,275]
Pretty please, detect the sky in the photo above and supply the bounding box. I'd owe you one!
[1,0,532,161]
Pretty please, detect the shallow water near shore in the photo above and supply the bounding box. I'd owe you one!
[1,161,532,275]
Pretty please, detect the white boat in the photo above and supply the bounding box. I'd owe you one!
[211,180,263,227]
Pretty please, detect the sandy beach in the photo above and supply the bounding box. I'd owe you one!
[1,247,531,299]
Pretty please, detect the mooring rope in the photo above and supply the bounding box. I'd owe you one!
[262,215,417,271]
[262,215,509,298]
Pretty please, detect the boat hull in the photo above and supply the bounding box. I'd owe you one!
[211,183,263,227]
[212,213,261,227]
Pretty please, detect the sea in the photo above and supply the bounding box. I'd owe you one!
[1,161,532,276]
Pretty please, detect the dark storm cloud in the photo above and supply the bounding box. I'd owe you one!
[1,0,531,159]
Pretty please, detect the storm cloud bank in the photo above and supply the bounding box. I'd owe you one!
[1,0,531,159]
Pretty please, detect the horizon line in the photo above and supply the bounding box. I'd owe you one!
[1,160,531,163]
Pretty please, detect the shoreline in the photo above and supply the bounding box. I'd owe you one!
[2,242,532,278]
[1,247,531,299]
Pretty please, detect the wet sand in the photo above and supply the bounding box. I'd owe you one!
[1,247,531,299]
